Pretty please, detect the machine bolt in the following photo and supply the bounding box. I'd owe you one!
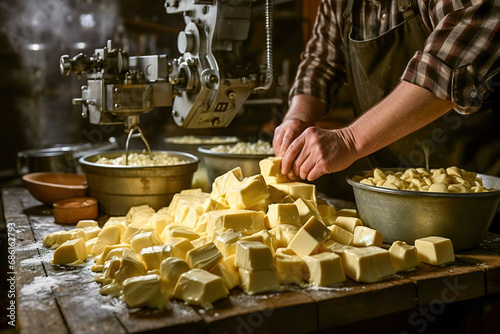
[114,103,121,110]
[172,110,179,117]
[470,90,478,99]
[202,6,208,14]
[212,118,220,127]
[114,87,121,94]
[206,74,218,84]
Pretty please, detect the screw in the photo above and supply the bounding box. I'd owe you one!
[470,90,478,99]
[114,103,121,110]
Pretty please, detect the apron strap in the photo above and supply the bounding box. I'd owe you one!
[398,0,418,21]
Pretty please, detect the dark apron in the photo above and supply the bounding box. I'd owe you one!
[342,0,500,173]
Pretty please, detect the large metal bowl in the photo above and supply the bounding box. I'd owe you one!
[79,150,199,216]
[347,169,500,251]
[197,146,273,189]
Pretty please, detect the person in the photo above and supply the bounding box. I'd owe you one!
[273,0,500,183]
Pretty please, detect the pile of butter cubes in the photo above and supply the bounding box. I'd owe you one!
[43,157,456,310]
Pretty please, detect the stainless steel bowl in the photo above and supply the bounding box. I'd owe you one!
[197,146,274,188]
[347,169,500,251]
[79,150,199,216]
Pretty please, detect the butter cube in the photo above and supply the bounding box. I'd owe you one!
[274,252,306,286]
[76,220,99,228]
[94,257,121,285]
[265,203,301,229]
[211,167,244,199]
[267,184,287,203]
[304,252,346,287]
[181,205,204,229]
[130,231,163,253]
[259,156,288,184]
[105,216,128,227]
[334,216,363,233]
[389,241,420,271]
[114,248,147,283]
[102,219,127,235]
[126,204,155,223]
[214,229,242,258]
[80,226,102,241]
[164,237,194,260]
[329,225,354,245]
[294,198,323,224]
[280,195,295,203]
[318,204,337,218]
[239,268,279,295]
[94,243,131,265]
[352,226,383,247]
[274,224,300,248]
[341,246,396,283]
[147,212,174,235]
[288,216,330,258]
[43,230,84,249]
[270,182,317,203]
[210,255,240,290]
[226,175,270,210]
[52,238,88,265]
[414,236,455,265]
[191,236,210,248]
[93,225,123,256]
[202,197,230,213]
[162,225,200,242]
[123,274,171,309]
[319,240,352,255]
[160,257,190,286]
[141,245,173,271]
[205,210,265,237]
[186,242,223,271]
[103,246,130,262]
[121,223,155,244]
[85,237,98,255]
[174,268,229,310]
[235,241,275,271]
[337,208,359,218]
[240,229,275,254]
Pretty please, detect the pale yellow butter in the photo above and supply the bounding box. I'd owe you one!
[319,240,353,255]
[273,224,300,248]
[274,252,306,286]
[265,203,301,229]
[238,267,279,295]
[318,204,337,218]
[234,241,275,271]
[93,225,123,256]
[126,204,155,223]
[94,244,131,266]
[121,223,155,244]
[288,216,330,258]
[389,241,420,271]
[80,226,102,241]
[414,236,455,265]
[160,257,190,286]
[211,167,244,199]
[214,229,242,258]
[334,216,363,233]
[130,231,163,254]
[336,208,359,218]
[123,274,171,309]
[85,237,98,255]
[304,252,346,287]
[94,257,121,285]
[43,230,84,249]
[141,245,173,271]
[205,209,265,237]
[240,229,275,254]
[210,255,240,290]
[147,212,174,235]
[270,182,317,203]
[341,246,396,283]
[174,268,229,310]
[102,219,127,235]
[164,237,194,260]
[202,197,230,213]
[76,220,99,228]
[328,225,354,245]
[52,238,88,265]
[186,242,223,271]
[259,156,288,184]
[226,175,270,210]
[352,226,383,247]
[294,198,322,224]
[114,248,147,283]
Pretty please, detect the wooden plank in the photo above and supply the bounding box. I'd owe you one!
[9,215,68,334]
[400,256,485,306]
[301,276,416,329]
[198,288,317,334]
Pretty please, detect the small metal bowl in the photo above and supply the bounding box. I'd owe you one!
[79,150,199,216]
[197,146,274,188]
[347,169,500,251]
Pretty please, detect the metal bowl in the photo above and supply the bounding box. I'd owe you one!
[79,150,199,216]
[197,146,274,188]
[347,169,500,251]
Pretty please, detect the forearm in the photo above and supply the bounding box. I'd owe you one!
[344,81,456,159]
[284,94,328,124]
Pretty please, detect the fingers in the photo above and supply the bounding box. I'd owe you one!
[281,135,305,176]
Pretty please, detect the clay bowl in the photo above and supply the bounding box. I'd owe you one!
[53,197,98,224]
[22,172,88,205]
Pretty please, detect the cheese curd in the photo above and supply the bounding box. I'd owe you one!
[353,167,491,193]
[95,152,189,166]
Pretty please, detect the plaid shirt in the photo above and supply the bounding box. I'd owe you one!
[290,0,500,114]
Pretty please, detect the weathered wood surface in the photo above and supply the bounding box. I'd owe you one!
[5,185,500,333]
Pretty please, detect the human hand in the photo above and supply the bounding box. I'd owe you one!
[281,126,357,181]
[272,116,314,157]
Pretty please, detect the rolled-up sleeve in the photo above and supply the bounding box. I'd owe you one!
[289,0,347,107]
[402,1,500,114]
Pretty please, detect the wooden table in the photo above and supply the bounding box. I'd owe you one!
[4,185,500,334]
